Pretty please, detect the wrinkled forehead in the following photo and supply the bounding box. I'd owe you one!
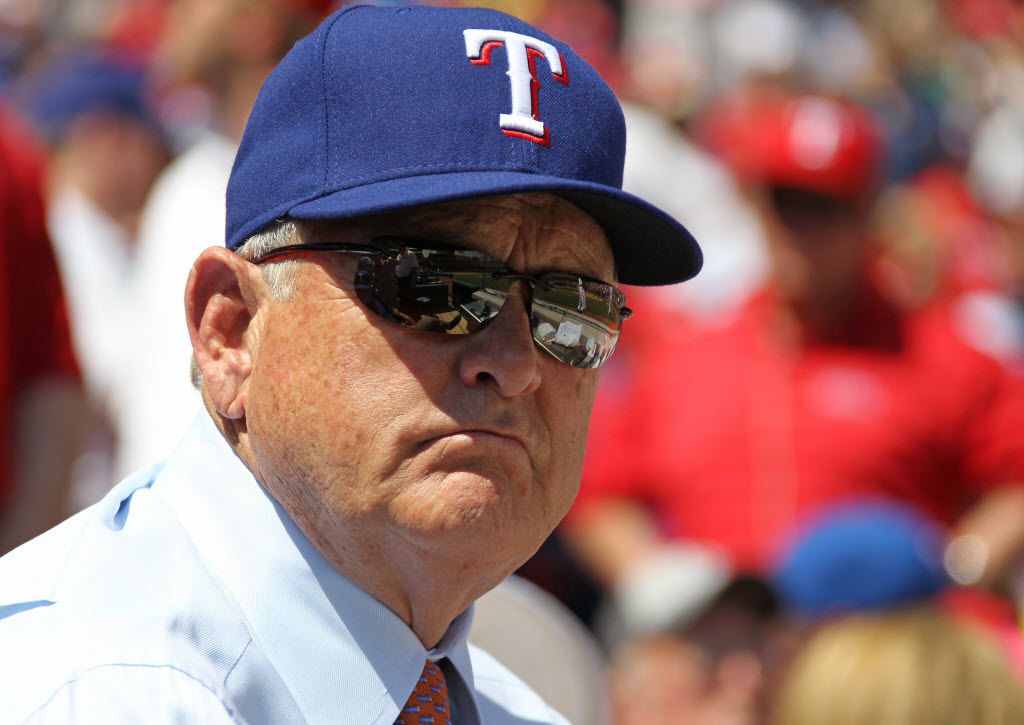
[307,192,615,281]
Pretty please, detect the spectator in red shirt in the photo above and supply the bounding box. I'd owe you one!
[566,92,1024,632]
[0,104,83,553]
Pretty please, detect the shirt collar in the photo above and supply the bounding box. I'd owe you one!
[154,413,481,725]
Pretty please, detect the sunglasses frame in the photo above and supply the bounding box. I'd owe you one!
[252,236,633,368]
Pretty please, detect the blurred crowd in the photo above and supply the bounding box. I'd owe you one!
[2,0,1024,723]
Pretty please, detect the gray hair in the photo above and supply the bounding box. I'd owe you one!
[190,219,309,389]
[235,219,306,299]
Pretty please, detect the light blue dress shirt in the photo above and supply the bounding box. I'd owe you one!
[0,413,570,724]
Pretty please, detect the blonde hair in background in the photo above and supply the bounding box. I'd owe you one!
[773,608,1024,725]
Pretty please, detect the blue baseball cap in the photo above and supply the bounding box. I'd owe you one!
[226,4,702,285]
[18,51,162,144]
[773,499,949,618]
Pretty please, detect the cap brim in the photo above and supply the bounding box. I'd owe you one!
[287,171,702,286]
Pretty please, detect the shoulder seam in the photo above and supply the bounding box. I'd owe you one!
[222,636,255,686]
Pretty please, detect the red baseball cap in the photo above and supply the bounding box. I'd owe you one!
[702,91,882,202]
[280,0,337,20]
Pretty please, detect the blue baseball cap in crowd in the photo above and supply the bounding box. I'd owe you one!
[18,51,162,144]
[226,4,702,285]
[773,499,950,618]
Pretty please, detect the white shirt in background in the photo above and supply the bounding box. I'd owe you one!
[622,102,769,317]
[116,131,237,478]
[48,187,135,508]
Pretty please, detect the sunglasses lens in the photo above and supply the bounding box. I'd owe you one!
[448,271,511,331]
[354,247,625,368]
[530,275,624,369]
[355,250,511,334]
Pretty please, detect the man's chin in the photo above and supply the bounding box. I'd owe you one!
[390,475,542,545]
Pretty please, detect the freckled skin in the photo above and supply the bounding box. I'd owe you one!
[234,192,614,645]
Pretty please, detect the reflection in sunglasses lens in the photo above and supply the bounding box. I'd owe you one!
[354,246,624,368]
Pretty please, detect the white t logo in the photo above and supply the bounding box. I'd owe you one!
[464,29,569,146]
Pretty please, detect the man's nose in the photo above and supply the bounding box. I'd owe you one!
[457,283,542,397]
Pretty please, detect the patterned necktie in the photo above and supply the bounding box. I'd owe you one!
[395,659,452,725]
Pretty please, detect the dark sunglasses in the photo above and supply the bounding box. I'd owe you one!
[254,236,633,369]
[768,185,862,230]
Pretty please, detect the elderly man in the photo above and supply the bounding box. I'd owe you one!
[0,6,700,724]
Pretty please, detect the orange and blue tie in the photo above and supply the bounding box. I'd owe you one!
[395,660,452,725]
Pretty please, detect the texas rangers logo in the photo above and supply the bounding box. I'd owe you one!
[464,29,569,146]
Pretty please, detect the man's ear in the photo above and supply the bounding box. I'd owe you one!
[185,247,265,420]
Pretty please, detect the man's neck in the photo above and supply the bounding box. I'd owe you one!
[286,503,509,648]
